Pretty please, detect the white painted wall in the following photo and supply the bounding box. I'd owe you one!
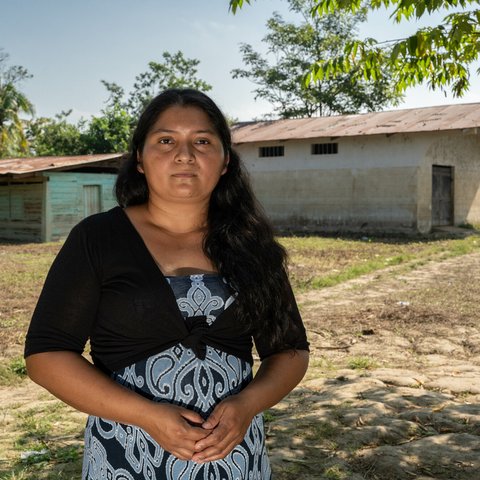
[236,130,480,233]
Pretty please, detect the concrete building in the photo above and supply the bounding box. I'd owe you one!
[0,154,122,242]
[232,103,480,234]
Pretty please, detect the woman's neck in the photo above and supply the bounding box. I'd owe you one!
[141,199,209,236]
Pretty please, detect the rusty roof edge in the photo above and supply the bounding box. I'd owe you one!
[0,153,124,176]
[231,103,480,144]
[232,126,474,144]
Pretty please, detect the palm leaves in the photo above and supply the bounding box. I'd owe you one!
[0,50,34,159]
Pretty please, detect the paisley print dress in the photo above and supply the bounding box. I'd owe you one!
[82,274,271,480]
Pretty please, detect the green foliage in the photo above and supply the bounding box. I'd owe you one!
[0,49,34,158]
[232,0,402,118]
[28,108,132,156]
[27,111,84,156]
[230,0,480,97]
[114,51,213,117]
[24,51,211,156]
[82,105,132,154]
[229,0,253,13]
[308,0,480,97]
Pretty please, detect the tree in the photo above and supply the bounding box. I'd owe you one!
[229,0,480,98]
[25,51,211,156]
[104,51,212,118]
[232,0,401,117]
[0,49,34,158]
[27,111,84,156]
[28,106,131,156]
[81,105,132,154]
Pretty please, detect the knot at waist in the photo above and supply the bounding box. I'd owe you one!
[181,315,209,360]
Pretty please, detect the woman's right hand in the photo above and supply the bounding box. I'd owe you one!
[140,403,212,460]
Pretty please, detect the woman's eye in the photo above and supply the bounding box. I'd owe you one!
[158,138,172,144]
[196,139,210,145]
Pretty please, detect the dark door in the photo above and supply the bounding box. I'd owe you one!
[432,166,453,226]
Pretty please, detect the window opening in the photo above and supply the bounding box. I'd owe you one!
[311,143,338,155]
[259,146,285,157]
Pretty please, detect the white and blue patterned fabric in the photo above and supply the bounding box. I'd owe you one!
[82,274,271,480]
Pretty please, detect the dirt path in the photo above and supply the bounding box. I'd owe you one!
[1,252,479,479]
[267,252,480,479]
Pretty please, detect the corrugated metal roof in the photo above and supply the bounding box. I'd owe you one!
[231,103,480,144]
[0,153,123,176]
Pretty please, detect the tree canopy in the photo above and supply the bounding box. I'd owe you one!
[229,0,480,98]
[27,111,84,157]
[0,49,34,158]
[232,0,401,117]
[18,51,212,158]
[104,51,212,118]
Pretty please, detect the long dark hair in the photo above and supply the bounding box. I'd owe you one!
[115,89,295,350]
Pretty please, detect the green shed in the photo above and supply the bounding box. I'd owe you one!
[0,154,123,242]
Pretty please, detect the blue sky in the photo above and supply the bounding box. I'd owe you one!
[1,0,479,122]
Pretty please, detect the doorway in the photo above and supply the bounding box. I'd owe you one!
[431,165,453,226]
[83,185,102,217]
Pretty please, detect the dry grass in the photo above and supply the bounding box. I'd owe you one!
[1,231,480,479]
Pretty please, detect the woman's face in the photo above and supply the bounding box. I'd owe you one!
[138,105,228,205]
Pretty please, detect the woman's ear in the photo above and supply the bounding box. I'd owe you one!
[136,151,144,174]
[221,153,230,175]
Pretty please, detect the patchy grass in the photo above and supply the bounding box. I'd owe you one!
[1,232,480,479]
[323,465,350,480]
[0,357,27,386]
[347,356,379,370]
[1,397,85,479]
[0,242,58,358]
[281,234,480,291]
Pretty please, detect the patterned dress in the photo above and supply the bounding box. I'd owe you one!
[82,274,271,480]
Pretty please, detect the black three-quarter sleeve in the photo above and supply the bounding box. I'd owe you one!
[24,221,102,358]
[253,281,309,361]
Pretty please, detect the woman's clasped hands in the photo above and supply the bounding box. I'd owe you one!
[144,395,254,463]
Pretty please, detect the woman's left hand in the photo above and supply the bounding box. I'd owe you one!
[191,395,255,463]
[191,350,309,463]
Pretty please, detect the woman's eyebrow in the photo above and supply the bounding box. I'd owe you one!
[150,128,216,135]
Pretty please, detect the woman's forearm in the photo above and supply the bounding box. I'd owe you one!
[26,350,213,461]
[238,349,309,417]
[26,351,156,427]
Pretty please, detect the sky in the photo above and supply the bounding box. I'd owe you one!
[1,0,479,123]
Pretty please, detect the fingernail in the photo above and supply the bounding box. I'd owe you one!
[203,422,212,429]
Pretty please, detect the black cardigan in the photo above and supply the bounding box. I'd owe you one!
[25,207,309,373]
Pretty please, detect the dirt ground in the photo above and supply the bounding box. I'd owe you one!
[1,249,480,479]
[268,251,480,479]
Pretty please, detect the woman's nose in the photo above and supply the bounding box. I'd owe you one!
[175,142,195,163]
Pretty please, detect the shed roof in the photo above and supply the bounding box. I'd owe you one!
[231,102,480,144]
[0,153,123,176]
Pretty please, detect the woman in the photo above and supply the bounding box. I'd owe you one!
[25,89,309,480]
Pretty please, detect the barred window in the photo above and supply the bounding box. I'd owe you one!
[259,146,285,157]
[311,143,338,155]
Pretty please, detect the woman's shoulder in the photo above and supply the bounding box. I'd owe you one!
[68,206,129,250]
[74,206,124,234]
